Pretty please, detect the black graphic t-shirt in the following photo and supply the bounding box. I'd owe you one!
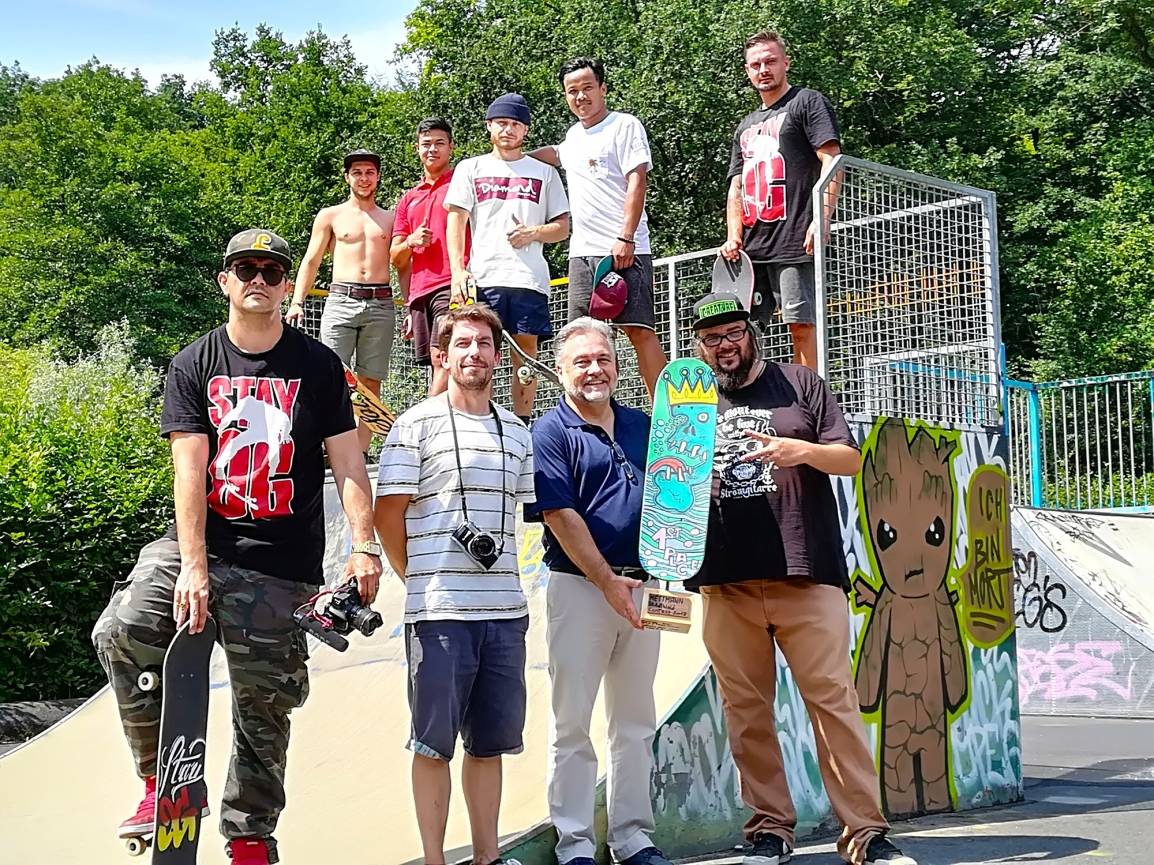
[686,362,856,591]
[160,325,356,583]
[727,86,841,263]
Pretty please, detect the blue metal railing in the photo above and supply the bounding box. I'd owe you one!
[1004,370,1154,511]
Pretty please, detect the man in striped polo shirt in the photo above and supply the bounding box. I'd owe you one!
[374,304,535,865]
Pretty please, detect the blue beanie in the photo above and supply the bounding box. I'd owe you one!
[486,92,531,125]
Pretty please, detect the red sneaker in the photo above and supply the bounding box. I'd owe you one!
[117,775,157,837]
[117,774,212,838]
[226,837,279,865]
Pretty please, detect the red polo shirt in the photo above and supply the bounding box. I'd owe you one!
[393,168,469,304]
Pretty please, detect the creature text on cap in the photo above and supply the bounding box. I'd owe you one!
[224,229,293,272]
[692,291,751,330]
[343,148,382,172]
[486,93,532,126]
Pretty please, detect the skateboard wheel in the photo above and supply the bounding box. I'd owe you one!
[517,367,535,386]
[125,836,148,856]
[137,671,159,692]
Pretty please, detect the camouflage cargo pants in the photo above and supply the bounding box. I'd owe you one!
[91,536,315,841]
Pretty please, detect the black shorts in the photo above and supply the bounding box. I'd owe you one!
[409,285,452,366]
[566,254,656,330]
[751,260,816,325]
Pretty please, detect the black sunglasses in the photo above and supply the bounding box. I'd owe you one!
[611,440,637,482]
[231,263,286,286]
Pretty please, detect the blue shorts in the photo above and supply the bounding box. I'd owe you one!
[479,286,553,339]
[405,616,529,760]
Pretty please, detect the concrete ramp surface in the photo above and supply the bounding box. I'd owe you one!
[0,481,709,865]
[1012,507,1154,718]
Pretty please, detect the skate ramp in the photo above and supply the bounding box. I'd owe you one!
[1013,507,1154,718]
[0,478,709,865]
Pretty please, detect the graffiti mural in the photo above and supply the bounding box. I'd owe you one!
[852,418,969,816]
[850,417,1021,819]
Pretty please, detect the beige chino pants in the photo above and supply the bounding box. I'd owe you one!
[700,580,889,864]
[546,570,661,863]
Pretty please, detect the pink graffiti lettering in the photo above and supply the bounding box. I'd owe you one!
[1017,642,1133,704]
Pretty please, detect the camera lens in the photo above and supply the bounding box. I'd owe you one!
[351,606,384,636]
[469,534,497,559]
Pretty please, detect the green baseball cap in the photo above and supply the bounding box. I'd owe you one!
[223,228,293,271]
[692,291,750,330]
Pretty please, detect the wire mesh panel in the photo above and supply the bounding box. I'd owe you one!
[815,157,1001,430]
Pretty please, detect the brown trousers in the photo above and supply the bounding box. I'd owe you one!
[700,580,888,864]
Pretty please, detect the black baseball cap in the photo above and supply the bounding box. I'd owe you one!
[223,229,293,271]
[692,292,750,330]
[343,148,381,172]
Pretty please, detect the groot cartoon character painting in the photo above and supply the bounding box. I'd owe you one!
[853,419,969,817]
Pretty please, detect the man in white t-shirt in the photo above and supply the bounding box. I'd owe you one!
[531,58,667,402]
[445,92,570,423]
[374,304,535,865]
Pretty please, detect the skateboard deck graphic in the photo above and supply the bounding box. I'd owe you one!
[343,366,396,436]
[638,359,718,582]
[711,250,754,313]
[502,330,560,387]
[125,619,216,862]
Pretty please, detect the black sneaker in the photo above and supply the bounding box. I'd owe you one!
[863,834,917,865]
[743,833,792,865]
[619,848,674,865]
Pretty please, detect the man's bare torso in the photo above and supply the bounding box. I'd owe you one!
[325,201,395,284]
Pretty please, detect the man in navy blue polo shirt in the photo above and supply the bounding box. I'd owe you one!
[526,317,672,865]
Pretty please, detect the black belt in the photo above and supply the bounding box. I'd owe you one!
[557,567,649,582]
[329,282,391,300]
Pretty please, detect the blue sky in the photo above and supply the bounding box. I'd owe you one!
[0,0,420,85]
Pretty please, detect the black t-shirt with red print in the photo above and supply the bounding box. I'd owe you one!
[727,86,841,263]
[160,325,356,583]
[686,362,857,591]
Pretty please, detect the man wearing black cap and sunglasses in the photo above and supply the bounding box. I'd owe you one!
[288,148,397,452]
[686,294,916,865]
[93,229,381,865]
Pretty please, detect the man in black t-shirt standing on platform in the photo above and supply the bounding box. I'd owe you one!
[92,229,382,865]
[688,294,916,865]
[721,30,841,370]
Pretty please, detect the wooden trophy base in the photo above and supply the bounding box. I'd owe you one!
[640,586,693,633]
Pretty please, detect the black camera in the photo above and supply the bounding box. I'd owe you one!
[451,520,500,570]
[293,583,383,652]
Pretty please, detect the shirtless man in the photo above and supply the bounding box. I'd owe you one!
[287,148,396,451]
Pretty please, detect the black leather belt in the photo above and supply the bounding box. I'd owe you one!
[329,282,391,300]
[557,567,649,582]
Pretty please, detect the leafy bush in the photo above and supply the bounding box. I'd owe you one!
[0,324,172,700]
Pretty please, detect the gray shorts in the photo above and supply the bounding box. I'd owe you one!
[567,254,656,330]
[751,260,815,325]
[319,293,395,380]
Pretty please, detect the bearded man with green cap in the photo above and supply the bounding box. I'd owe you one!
[687,293,917,865]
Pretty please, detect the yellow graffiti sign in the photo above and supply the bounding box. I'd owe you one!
[962,465,1013,646]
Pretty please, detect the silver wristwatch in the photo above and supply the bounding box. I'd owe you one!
[351,540,383,557]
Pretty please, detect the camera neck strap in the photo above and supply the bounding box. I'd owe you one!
[446,397,507,555]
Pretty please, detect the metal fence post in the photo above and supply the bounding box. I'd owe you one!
[1026,385,1044,507]
[666,261,679,360]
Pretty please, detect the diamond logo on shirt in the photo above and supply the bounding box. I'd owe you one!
[475,176,542,203]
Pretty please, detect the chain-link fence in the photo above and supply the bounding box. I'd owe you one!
[815,157,1001,431]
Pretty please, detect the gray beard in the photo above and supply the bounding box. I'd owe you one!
[716,354,757,393]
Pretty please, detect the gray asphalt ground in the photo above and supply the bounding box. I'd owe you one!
[4,713,1150,862]
[686,715,1154,865]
